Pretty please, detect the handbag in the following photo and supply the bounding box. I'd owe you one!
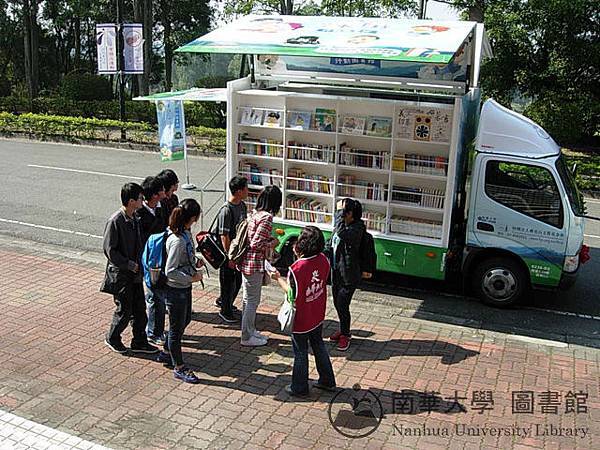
[277,298,296,334]
[195,205,229,270]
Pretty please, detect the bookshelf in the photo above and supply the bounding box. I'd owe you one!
[229,89,458,246]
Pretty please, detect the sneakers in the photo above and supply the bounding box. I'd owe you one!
[241,335,267,347]
[156,351,174,369]
[174,367,200,384]
[329,330,342,342]
[105,339,127,354]
[215,298,240,313]
[285,385,308,398]
[337,335,350,351]
[253,330,267,340]
[219,311,240,323]
[148,336,165,347]
[130,342,159,354]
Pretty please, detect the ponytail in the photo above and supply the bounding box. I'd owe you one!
[169,198,201,235]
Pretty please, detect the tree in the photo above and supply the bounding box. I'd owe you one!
[22,0,41,99]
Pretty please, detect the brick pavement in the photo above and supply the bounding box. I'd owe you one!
[0,245,598,449]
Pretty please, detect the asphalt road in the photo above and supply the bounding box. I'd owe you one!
[1,138,598,346]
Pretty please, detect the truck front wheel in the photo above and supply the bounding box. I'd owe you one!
[472,257,528,307]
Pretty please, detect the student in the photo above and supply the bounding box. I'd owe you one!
[102,182,159,355]
[155,199,204,383]
[238,185,281,346]
[156,169,179,222]
[325,198,369,352]
[214,176,248,323]
[137,176,167,346]
[272,226,336,397]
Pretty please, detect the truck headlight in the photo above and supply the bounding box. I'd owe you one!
[563,255,580,273]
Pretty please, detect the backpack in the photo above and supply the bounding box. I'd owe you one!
[195,204,230,270]
[227,216,250,265]
[142,230,169,289]
[359,230,377,274]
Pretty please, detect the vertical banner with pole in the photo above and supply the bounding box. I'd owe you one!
[156,100,186,162]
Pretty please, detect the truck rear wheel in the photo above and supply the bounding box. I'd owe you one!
[472,257,528,307]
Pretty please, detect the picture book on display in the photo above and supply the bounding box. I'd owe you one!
[314,108,336,132]
[239,107,264,126]
[287,111,312,130]
[341,115,366,135]
[263,110,282,128]
[366,116,393,137]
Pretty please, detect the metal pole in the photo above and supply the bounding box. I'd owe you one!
[117,0,126,140]
[180,100,196,190]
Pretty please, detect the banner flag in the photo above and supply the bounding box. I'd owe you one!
[156,100,186,162]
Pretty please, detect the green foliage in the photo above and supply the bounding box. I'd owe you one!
[60,73,113,101]
[0,111,226,151]
[563,152,600,194]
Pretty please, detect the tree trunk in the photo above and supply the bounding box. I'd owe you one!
[23,0,39,100]
[133,0,143,97]
[468,1,485,22]
[164,18,172,91]
[74,17,81,69]
[143,0,152,95]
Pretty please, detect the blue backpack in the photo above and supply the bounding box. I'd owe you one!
[142,231,169,288]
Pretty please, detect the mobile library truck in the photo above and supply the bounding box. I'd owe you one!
[176,15,588,306]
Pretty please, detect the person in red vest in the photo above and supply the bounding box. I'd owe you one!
[271,226,336,397]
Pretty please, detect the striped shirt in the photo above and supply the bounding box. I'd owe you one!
[239,211,273,276]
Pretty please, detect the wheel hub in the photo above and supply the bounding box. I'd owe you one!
[482,268,517,301]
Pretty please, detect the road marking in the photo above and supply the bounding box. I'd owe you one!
[584,198,600,204]
[524,306,600,321]
[584,233,600,240]
[0,218,102,239]
[0,409,111,449]
[27,164,144,180]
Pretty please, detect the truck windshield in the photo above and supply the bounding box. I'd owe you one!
[555,155,585,216]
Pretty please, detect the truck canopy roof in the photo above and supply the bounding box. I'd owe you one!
[476,99,560,159]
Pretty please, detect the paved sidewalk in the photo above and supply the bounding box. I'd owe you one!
[0,244,598,450]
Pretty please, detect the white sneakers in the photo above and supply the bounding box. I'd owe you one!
[253,330,268,340]
[241,335,268,347]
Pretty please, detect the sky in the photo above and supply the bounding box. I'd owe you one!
[426,1,460,20]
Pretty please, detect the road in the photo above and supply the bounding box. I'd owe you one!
[1,138,598,345]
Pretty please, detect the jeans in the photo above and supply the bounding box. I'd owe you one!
[332,276,356,337]
[241,272,263,341]
[164,286,192,367]
[291,325,336,394]
[145,286,166,339]
[219,264,242,315]
[107,282,148,347]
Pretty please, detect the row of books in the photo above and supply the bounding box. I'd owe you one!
[240,106,338,132]
[286,195,331,224]
[390,216,442,239]
[237,134,284,158]
[287,169,332,193]
[363,211,386,233]
[239,163,283,188]
[339,145,390,170]
[340,115,392,137]
[392,154,448,176]
[391,186,445,209]
[338,175,388,202]
[287,141,336,163]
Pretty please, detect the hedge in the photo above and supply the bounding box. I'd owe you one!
[0,96,222,128]
[0,112,226,152]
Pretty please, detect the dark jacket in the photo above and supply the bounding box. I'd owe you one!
[326,209,366,287]
[101,209,143,290]
[136,204,167,244]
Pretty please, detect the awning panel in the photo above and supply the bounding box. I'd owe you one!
[134,88,227,102]
[176,15,477,64]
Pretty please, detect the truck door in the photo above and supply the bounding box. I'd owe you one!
[468,156,568,288]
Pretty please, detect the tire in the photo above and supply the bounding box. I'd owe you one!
[273,237,297,276]
[472,257,529,307]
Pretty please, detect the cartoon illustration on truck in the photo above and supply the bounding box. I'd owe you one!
[174,15,588,307]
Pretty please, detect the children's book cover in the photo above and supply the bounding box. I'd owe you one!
[314,108,336,132]
[366,116,393,137]
[287,111,312,130]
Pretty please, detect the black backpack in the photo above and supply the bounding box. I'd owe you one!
[359,230,377,274]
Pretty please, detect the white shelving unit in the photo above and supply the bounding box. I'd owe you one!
[228,88,460,247]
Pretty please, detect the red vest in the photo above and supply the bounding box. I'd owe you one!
[289,253,330,333]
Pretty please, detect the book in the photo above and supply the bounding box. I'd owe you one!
[287,111,312,130]
[263,110,282,128]
[239,107,264,126]
[314,108,336,132]
[341,115,366,135]
[366,116,393,137]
